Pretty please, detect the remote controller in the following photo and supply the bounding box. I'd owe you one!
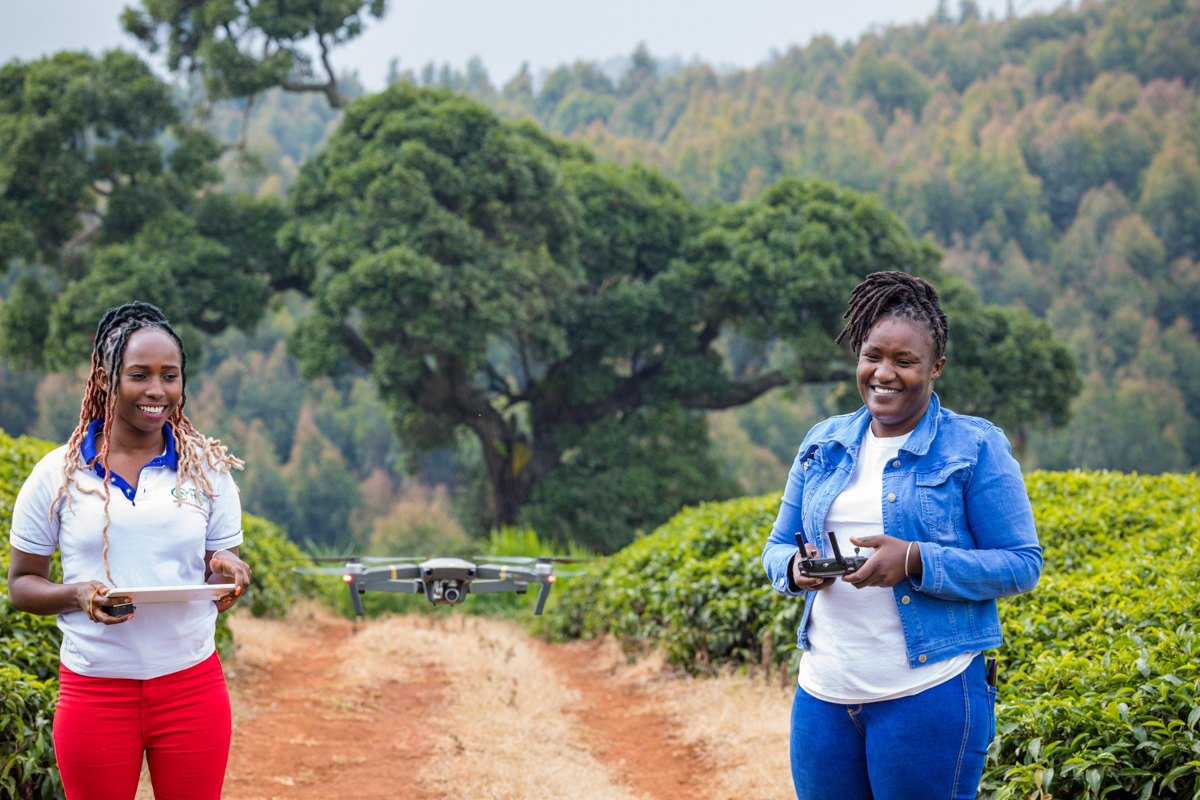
[796,531,869,577]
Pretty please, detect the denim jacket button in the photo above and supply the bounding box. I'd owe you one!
[918,654,927,663]
[901,595,911,604]
[892,460,901,468]
[887,493,896,502]
[803,463,808,471]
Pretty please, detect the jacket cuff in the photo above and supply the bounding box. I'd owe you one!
[774,552,807,597]
[786,552,801,593]
[916,540,943,593]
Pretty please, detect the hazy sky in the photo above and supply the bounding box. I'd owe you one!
[2,0,1067,90]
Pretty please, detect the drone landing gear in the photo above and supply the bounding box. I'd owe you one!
[534,581,553,615]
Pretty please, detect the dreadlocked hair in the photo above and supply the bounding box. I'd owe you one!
[51,301,243,586]
[834,271,949,359]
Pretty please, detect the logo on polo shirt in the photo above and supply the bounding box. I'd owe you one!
[171,487,209,510]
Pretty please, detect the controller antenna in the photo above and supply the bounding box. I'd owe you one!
[828,532,845,567]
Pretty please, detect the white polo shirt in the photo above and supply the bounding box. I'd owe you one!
[9,421,243,679]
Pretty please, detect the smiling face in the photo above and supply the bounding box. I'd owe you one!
[101,328,184,440]
[856,315,945,438]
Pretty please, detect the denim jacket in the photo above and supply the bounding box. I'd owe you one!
[761,393,1041,668]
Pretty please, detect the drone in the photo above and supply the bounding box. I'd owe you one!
[295,556,582,615]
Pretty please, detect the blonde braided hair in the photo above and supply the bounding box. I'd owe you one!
[50,302,243,586]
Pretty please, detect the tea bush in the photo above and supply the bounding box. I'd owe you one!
[982,472,1200,800]
[0,666,59,800]
[537,495,805,675]
[545,470,1200,799]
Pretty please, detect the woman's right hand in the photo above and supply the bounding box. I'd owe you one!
[792,545,836,592]
[75,581,133,625]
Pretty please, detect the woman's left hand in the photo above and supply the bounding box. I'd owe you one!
[208,550,252,614]
[842,535,920,589]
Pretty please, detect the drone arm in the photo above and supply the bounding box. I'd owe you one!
[361,564,422,582]
[467,580,528,595]
[366,580,424,595]
[474,565,537,581]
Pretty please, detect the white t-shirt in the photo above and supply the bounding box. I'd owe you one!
[798,428,975,702]
[9,425,243,680]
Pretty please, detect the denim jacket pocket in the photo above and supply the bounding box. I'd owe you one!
[799,448,826,505]
[915,461,972,546]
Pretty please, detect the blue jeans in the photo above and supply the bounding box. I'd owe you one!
[790,653,995,800]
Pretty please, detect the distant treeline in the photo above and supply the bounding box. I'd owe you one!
[3,0,1197,552]
[197,0,1200,475]
[410,0,1200,475]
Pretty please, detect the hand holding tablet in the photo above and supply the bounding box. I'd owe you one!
[104,584,239,604]
[99,584,238,617]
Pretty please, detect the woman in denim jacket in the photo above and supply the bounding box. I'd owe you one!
[762,272,1041,800]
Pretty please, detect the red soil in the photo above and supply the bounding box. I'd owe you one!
[217,620,715,800]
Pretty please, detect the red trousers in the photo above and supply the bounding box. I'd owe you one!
[54,651,231,800]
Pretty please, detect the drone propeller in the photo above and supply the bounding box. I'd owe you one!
[300,556,428,564]
[293,566,355,576]
[475,555,594,565]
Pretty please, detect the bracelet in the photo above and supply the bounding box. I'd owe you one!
[904,541,915,580]
[211,549,228,561]
[86,585,102,623]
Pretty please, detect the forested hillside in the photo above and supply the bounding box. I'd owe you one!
[2,0,1195,553]
[114,0,1200,485]
[422,0,1200,476]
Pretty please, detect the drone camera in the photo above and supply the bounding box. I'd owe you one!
[426,578,467,605]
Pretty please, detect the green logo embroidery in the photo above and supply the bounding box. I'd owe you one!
[171,487,208,505]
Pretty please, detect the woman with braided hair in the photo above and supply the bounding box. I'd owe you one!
[762,272,1041,799]
[7,301,251,800]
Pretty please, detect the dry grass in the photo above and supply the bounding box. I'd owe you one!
[224,600,337,674]
[342,614,645,800]
[135,608,793,800]
[597,648,795,800]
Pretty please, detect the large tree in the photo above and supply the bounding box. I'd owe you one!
[122,0,387,108]
[285,84,1078,541]
[0,51,291,369]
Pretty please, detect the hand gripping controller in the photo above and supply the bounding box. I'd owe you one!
[795,531,869,578]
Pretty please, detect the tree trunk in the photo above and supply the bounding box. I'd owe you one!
[466,413,565,530]
[466,414,539,530]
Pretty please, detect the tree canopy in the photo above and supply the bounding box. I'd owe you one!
[285,84,1077,548]
[0,50,291,370]
[0,44,1081,551]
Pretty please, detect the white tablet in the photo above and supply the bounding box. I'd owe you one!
[105,584,237,603]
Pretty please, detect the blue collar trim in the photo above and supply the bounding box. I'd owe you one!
[81,419,179,476]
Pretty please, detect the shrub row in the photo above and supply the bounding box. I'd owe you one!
[538,495,803,674]
[543,470,1200,799]
[0,432,60,800]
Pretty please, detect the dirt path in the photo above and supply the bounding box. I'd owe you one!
[536,638,716,799]
[199,610,790,800]
[222,619,445,799]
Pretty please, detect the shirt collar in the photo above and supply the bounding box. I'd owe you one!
[81,419,179,474]
[827,392,942,455]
